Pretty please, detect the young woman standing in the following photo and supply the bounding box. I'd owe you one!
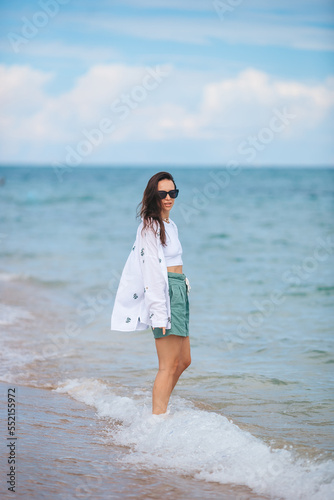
[111,172,191,415]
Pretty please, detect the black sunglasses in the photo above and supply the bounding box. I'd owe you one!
[157,189,179,199]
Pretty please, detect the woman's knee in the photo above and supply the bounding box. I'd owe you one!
[179,355,191,372]
[159,358,180,375]
[183,356,191,370]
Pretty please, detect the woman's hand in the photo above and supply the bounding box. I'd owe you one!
[153,327,166,335]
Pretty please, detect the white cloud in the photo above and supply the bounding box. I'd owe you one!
[198,69,334,135]
[0,63,171,145]
[0,64,52,115]
[110,0,211,11]
[68,10,334,52]
[99,0,334,21]
[0,63,333,164]
[119,68,334,143]
[5,40,120,63]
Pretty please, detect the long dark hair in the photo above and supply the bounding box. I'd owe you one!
[136,171,177,246]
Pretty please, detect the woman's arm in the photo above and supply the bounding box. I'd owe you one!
[139,223,169,329]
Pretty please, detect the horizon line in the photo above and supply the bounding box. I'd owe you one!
[0,164,334,169]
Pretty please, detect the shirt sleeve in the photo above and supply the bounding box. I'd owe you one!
[139,222,168,328]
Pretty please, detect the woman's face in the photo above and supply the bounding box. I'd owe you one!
[157,179,176,213]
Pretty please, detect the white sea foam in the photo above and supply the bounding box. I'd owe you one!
[0,272,28,282]
[0,303,34,325]
[0,341,57,385]
[55,378,334,500]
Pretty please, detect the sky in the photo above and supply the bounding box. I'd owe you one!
[0,0,333,167]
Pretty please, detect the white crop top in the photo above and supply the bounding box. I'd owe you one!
[162,219,183,266]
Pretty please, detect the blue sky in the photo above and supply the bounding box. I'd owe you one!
[0,0,333,166]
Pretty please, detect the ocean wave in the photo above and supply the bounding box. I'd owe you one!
[0,303,34,325]
[27,276,70,288]
[0,341,78,387]
[317,286,334,295]
[12,193,98,206]
[0,272,28,282]
[55,378,334,500]
[0,271,68,288]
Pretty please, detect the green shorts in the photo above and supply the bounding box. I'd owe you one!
[151,272,190,339]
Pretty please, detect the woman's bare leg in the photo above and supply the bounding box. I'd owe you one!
[152,335,191,414]
[171,336,191,391]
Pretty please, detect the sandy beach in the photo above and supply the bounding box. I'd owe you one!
[1,382,259,500]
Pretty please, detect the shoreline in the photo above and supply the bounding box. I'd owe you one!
[0,382,252,500]
[1,382,119,499]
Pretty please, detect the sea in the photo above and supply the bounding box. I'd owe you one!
[0,165,333,500]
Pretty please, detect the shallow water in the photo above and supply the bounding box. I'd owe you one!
[1,166,334,499]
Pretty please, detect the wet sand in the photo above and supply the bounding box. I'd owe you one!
[0,382,256,500]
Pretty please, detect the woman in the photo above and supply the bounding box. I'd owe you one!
[111,171,191,415]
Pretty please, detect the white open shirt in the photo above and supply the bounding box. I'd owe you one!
[111,218,181,331]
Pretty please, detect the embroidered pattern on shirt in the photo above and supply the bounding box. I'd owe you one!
[111,220,174,331]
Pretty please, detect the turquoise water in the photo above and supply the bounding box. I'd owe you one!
[1,166,334,499]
